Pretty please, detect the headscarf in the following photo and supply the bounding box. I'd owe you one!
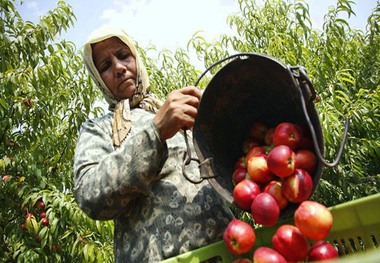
[83,26,163,146]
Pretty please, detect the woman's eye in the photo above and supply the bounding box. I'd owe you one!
[99,61,111,73]
[118,52,130,60]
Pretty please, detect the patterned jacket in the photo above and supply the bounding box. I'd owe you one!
[74,108,234,262]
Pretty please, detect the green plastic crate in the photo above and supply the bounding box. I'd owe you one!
[162,193,380,262]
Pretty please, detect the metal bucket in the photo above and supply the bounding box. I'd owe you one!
[183,53,348,219]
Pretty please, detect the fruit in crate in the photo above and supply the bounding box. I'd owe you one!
[253,247,287,263]
[281,168,313,203]
[223,219,256,255]
[266,145,296,177]
[272,122,301,150]
[308,240,339,261]
[233,179,261,211]
[272,224,309,262]
[251,192,280,226]
[246,154,273,184]
[294,200,333,240]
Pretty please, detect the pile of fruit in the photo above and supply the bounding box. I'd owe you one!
[223,121,339,262]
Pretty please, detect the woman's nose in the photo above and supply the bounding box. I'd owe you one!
[113,58,126,77]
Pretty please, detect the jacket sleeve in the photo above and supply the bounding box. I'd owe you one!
[74,115,168,220]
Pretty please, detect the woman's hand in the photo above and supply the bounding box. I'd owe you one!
[153,86,202,142]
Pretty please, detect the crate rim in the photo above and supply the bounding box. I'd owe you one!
[161,193,380,263]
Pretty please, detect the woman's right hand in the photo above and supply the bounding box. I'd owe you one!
[153,86,202,142]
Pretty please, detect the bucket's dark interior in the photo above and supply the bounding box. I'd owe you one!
[193,54,324,220]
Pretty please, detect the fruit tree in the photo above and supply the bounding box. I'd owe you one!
[1,0,379,262]
[0,0,113,262]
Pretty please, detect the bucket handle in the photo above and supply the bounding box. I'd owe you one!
[182,53,349,184]
[182,53,253,184]
[290,66,350,167]
[194,53,255,87]
[182,129,216,184]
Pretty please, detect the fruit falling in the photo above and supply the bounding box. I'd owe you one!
[231,121,316,216]
[223,121,339,262]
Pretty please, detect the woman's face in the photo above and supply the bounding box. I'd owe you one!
[92,37,137,100]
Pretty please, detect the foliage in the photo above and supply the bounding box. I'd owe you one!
[139,45,202,98]
[188,0,380,207]
[0,0,112,262]
[1,0,379,262]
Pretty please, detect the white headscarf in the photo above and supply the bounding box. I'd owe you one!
[83,26,162,146]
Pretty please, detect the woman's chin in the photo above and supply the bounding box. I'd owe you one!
[116,86,136,100]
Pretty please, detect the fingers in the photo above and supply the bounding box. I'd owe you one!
[165,87,200,125]
[167,86,201,110]
[178,86,202,100]
[153,86,202,142]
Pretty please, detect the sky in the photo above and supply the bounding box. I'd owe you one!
[17,0,378,53]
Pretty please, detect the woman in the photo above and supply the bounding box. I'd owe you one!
[74,26,234,262]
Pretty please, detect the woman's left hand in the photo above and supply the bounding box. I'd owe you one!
[153,86,202,142]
